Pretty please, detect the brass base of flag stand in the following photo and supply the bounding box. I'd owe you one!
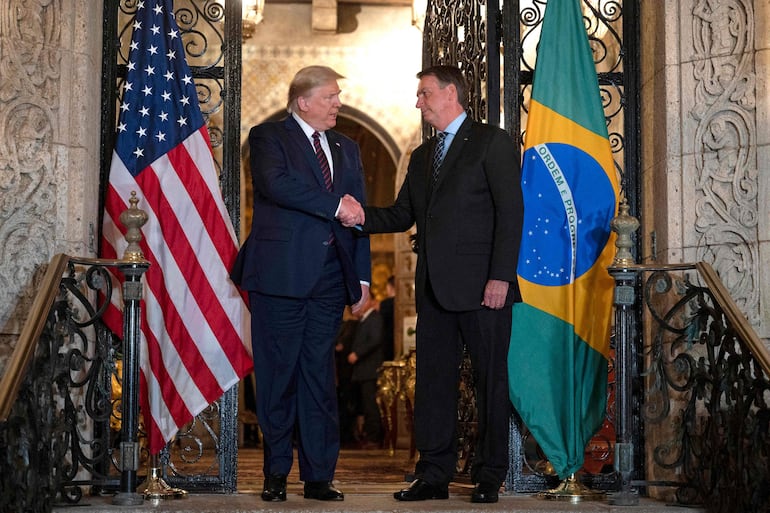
[536,474,605,503]
[139,456,187,501]
[534,459,558,476]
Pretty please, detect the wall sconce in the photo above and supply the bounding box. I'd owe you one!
[242,0,265,40]
[411,0,427,31]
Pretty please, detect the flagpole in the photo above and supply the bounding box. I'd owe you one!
[608,198,640,505]
[112,192,150,506]
[535,199,641,504]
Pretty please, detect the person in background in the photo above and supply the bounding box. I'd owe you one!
[348,65,523,504]
[231,65,369,503]
[378,275,396,362]
[334,309,359,446]
[347,292,385,448]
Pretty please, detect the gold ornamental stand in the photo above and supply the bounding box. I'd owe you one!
[118,193,186,503]
[536,473,605,503]
[139,454,187,501]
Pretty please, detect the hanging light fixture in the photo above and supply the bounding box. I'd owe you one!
[242,0,265,40]
[411,0,427,31]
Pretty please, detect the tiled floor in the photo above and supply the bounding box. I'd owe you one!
[51,447,704,513]
[55,493,699,513]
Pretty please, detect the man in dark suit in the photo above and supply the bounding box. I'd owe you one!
[334,312,358,445]
[347,292,385,447]
[378,275,396,361]
[351,65,523,503]
[231,65,370,503]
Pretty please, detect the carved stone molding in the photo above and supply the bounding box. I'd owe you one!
[690,0,760,328]
[0,1,61,338]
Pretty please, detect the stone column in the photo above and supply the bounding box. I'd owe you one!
[640,0,769,343]
[0,1,104,371]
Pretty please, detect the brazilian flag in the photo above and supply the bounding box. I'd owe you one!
[508,0,620,479]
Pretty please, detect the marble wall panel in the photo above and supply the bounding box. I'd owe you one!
[0,0,103,374]
[676,0,764,336]
[640,0,767,340]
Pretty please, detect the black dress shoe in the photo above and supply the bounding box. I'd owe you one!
[303,481,344,501]
[393,479,449,501]
[261,474,287,502]
[471,482,500,503]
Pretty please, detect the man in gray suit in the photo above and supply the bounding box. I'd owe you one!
[351,65,523,503]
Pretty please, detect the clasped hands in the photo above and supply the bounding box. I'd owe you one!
[337,194,365,227]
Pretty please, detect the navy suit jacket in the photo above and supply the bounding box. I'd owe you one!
[363,117,523,312]
[231,116,370,304]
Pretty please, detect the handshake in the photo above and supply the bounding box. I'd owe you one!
[337,194,365,228]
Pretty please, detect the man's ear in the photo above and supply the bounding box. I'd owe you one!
[447,84,458,102]
[297,95,308,112]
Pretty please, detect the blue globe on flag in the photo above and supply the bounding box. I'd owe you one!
[517,142,615,287]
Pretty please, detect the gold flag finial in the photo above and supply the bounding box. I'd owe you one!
[119,191,149,263]
[610,197,639,267]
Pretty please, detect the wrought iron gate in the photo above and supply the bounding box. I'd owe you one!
[420,0,642,492]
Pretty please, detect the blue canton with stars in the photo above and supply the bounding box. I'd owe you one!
[518,143,615,287]
[114,0,204,176]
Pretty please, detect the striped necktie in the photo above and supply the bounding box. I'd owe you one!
[312,131,335,245]
[432,131,447,184]
[312,131,333,191]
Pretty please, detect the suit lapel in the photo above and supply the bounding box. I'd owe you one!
[430,117,473,193]
[327,131,343,191]
[424,138,438,203]
[284,116,328,189]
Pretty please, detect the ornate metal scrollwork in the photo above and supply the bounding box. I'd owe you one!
[641,266,770,512]
[0,259,123,510]
[57,262,125,496]
[455,348,478,478]
[423,0,494,123]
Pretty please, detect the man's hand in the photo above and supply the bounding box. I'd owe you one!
[481,279,509,310]
[351,283,369,315]
[347,352,359,364]
[337,194,365,227]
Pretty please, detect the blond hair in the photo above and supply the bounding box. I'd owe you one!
[287,66,345,113]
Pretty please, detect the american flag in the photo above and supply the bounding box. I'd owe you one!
[100,0,253,455]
